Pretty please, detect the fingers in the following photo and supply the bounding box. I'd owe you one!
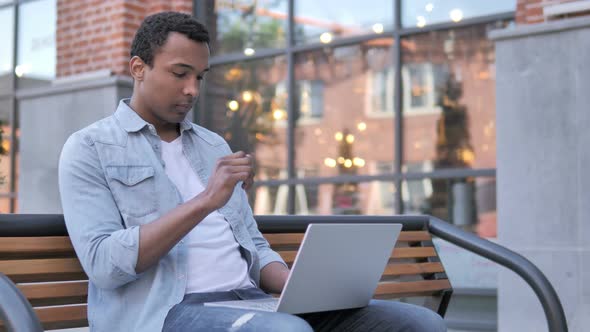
[217,152,253,167]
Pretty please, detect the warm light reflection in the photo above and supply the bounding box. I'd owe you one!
[459,148,475,164]
[273,109,286,120]
[244,47,255,56]
[450,9,463,22]
[357,122,367,131]
[416,16,426,28]
[320,32,333,44]
[344,159,353,168]
[353,157,365,167]
[345,134,355,144]
[242,91,253,102]
[15,64,32,77]
[227,100,239,111]
[324,158,337,168]
[334,132,343,141]
[372,23,384,34]
[337,157,345,164]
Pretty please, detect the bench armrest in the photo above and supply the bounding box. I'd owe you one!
[0,273,43,332]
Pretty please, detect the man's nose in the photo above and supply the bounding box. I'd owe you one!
[183,79,199,97]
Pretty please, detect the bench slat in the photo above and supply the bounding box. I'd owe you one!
[0,258,86,283]
[35,305,88,331]
[18,281,88,307]
[375,279,452,297]
[383,262,445,277]
[265,231,431,247]
[0,237,75,259]
[278,247,437,264]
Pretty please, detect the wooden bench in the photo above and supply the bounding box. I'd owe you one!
[0,214,452,331]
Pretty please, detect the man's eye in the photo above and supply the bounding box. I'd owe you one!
[173,72,187,78]
[197,75,204,81]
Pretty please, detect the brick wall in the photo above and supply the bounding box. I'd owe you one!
[516,0,584,24]
[57,0,193,78]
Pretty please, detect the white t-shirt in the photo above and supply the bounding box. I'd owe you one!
[160,136,253,293]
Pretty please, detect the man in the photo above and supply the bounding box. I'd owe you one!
[59,12,446,332]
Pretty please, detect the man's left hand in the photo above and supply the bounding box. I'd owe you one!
[241,153,255,190]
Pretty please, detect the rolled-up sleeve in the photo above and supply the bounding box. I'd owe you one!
[239,190,287,270]
[59,133,140,289]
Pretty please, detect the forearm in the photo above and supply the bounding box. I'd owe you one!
[259,261,290,294]
[135,192,214,273]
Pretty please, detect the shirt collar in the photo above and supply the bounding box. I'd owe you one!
[114,99,194,134]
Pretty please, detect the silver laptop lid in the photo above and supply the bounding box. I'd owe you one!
[277,223,402,314]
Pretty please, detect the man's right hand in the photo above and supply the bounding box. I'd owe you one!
[200,151,253,211]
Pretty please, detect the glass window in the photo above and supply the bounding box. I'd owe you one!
[253,181,397,215]
[402,22,506,171]
[297,181,396,215]
[0,98,12,194]
[203,0,288,56]
[0,6,14,95]
[295,0,393,45]
[16,0,56,89]
[402,176,496,237]
[402,0,516,28]
[202,56,288,181]
[292,40,395,179]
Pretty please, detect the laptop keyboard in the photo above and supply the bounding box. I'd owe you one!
[204,298,279,312]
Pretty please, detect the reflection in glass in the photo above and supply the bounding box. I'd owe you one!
[0,6,14,94]
[0,197,10,213]
[402,0,515,28]
[295,0,393,44]
[203,0,287,55]
[252,181,396,216]
[203,56,288,182]
[291,40,395,185]
[0,98,12,193]
[403,22,506,172]
[402,176,496,237]
[16,0,56,89]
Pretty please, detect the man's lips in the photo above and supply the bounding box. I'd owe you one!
[175,104,192,112]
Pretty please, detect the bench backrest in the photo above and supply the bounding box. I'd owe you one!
[0,217,452,330]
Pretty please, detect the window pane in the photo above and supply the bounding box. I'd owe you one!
[252,180,397,215]
[402,0,515,28]
[402,176,496,237]
[295,0,393,45]
[0,6,14,95]
[203,0,288,56]
[402,22,508,171]
[293,40,395,179]
[304,181,397,215]
[203,56,288,181]
[0,98,12,193]
[16,0,56,89]
[0,196,10,213]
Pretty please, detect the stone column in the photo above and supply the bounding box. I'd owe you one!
[490,16,590,332]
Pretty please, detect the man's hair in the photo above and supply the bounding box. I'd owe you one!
[130,11,210,67]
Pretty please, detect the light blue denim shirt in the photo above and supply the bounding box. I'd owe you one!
[58,100,285,332]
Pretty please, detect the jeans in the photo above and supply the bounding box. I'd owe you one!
[162,288,447,332]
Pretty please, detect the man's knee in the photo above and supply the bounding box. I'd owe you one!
[367,301,447,332]
[408,306,446,332]
[246,312,313,332]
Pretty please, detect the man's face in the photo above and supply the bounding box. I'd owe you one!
[135,32,210,126]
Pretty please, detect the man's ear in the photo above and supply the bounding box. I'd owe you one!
[130,56,146,81]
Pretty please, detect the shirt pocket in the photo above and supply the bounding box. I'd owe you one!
[105,165,157,218]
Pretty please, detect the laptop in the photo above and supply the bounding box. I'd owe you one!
[204,223,402,314]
